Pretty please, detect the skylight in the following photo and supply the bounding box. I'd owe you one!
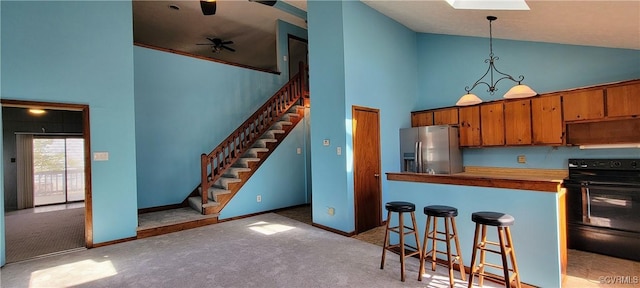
[445,0,530,10]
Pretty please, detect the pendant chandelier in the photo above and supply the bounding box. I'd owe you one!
[456,16,537,106]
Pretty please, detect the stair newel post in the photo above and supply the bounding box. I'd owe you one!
[200,153,209,210]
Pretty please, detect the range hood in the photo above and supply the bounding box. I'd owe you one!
[579,143,640,149]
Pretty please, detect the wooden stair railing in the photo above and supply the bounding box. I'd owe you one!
[199,62,308,213]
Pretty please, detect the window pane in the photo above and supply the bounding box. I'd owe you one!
[66,138,85,202]
[33,138,67,205]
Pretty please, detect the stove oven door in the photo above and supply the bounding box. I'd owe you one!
[579,181,640,233]
[565,180,640,261]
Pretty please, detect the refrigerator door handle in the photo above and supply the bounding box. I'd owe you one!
[416,141,422,173]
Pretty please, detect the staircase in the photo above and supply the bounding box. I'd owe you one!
[189,62,308,215]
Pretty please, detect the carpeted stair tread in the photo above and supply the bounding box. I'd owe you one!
[208,187,231,202]
[214,176,242,189]
[243,147,269,158]
[253,138,277,148]
[233,157,261,168]
[271,120,293,130]
[222,167,252,178]
[261,130,285,139]
[187,196,220,213]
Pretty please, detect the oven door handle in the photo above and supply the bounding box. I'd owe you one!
[584,186,591,222]
[583,182,640,192]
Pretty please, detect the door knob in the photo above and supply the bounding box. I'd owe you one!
[374,173,380,177]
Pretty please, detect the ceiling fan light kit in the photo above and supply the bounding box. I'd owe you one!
[200,0,217,15]
[457,16,537,106]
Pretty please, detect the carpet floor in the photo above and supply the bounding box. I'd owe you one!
[4,207,85,263]
[1,212,500,288]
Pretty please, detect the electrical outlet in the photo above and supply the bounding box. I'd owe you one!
[296,147,302,154]
[328,207,335,216]
[323,139,330,146]
[517,155,526,163]
[257,195,262,202]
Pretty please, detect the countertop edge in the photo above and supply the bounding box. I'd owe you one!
[386,172,563,193]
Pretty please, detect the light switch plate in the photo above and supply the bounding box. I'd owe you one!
[337,147,342,155]
[517,155,526,163]
[93,152,109,161]
[296,148,302,154]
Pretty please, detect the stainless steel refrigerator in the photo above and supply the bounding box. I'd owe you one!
[399,125,462,174]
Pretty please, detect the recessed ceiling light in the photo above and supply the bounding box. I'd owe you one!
[29,109,46,115]
[445,0,530,10]
[169,4,180,11]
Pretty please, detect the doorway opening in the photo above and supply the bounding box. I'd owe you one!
[1,99,93,263]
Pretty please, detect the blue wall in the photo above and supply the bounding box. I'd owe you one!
[134,47,281,207]
[1,0,138,252]
[308,1,417,232]
[307,1,349,231]
[134,20,308,210]
[417,33,640,109]
[220,120,308,219]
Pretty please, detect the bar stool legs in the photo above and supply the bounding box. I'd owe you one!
[380,201,421,282]
[468,212,521,288]
[418,205,465,288]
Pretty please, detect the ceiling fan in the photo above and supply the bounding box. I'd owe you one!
[196,37,236,53]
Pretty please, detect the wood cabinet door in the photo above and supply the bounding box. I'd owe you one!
[562,89,604,121]
[504,99,532,145]
[606,82,640,118]
[411,111,433,127]
[433,108,459,125]
[531,95,564,145]
[459,106,481,147]
[480,102,505,146]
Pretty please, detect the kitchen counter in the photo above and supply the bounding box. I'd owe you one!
[386,166,567,193]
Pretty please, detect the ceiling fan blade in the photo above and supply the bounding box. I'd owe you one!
[200,1,217,15]
[250,0,277,6]
[196,43,215,45]
[222,46,236,52]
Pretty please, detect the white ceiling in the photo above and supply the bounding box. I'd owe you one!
[362,0,640,50]
[133,1,639,72]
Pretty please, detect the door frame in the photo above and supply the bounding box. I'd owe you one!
[352,105,382,233]
[1,99,93,248]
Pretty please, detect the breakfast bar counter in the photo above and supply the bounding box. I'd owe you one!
[384,166,568,287]
[386,166,567,193]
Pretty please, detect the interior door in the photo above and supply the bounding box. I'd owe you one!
[352,106,382,234]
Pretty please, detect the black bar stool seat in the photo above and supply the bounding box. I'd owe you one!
[468,211,522,288]
[380,201,421,282]
[386,201,416,213]
[419,205,465,287]
[424,205,459,218]
[471,211,515,227]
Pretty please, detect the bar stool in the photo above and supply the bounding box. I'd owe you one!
[468,211,521,288]
[380,201,421,282]
[418,205,465,287]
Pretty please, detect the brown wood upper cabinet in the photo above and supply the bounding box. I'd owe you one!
[606,82,640,118]
[504,99,532,145]
[459,106,481,147]
[480,102,505,146]
[411,111,433,127]
[562,89,604,121]
[531,94,564,145]
[433,108,459,125]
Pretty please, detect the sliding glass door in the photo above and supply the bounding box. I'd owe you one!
[33,137,85,206]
